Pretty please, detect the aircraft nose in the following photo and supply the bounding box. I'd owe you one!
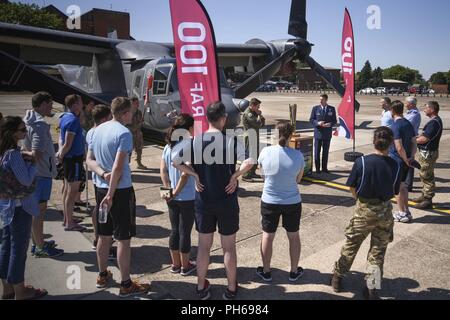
[232,98,249,113]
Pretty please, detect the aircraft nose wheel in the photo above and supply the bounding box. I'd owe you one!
[344,151,364,163]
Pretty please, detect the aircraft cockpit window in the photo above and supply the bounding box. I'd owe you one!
[169,68,178,93]
[153,66,171,96]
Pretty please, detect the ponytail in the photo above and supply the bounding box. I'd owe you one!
[276,121,294,147]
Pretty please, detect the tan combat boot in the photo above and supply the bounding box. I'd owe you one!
[416,198,433,210]
[411,195,425,203]
[330,273,343,293]
[136,151,148,170]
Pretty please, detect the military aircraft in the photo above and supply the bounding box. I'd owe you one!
[0,0,356,133]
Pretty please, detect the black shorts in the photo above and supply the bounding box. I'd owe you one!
[261,202,302,233]
[63,155,85,183]
[96,187,136,240]
[195,198,239,236]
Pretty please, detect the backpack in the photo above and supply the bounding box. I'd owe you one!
[0,150,36,200]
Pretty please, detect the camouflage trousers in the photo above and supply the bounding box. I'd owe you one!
[132,130,144,161]
[334,198,394,288]
[243,134,259,178]
[418,150,439,200]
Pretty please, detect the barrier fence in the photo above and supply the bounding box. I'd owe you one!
[259,89,450,99]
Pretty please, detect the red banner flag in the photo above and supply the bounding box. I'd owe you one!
[335,8,355,139]
[169,0,221,133]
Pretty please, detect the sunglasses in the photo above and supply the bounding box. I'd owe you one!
[17,127,27,133]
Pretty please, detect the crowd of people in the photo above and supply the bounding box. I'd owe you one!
[0,91,444,300]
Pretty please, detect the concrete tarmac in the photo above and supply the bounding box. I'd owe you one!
[0,92,449,300]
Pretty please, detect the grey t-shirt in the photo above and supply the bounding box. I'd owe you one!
[23,110,57,178]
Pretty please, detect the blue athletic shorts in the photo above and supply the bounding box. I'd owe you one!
[34,177,53,204]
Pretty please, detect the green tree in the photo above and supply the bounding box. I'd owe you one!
[429,72,448,84]
[383,65,423,85]
[359,60,372,89]
[371,67,384,88]
[0,2,64,30]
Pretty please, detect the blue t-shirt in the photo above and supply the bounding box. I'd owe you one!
[389,117,416,162]
[162,144,195,201]
[89,121,133,189]
[59,112,85,158]
[419,116,443,151]
[405,108,422,136]
[381,110,394,128]
[347,154,401,201]
[258,146,304,205]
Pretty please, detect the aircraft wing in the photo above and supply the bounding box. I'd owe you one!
[0,22,122,66]
[215,43,272,67]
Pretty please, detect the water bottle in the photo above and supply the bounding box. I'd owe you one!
[98,203,109,224]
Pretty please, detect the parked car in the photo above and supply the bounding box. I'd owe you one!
[388,88,402,94]
[408,87,421,94]
[256,83,277,92]
[276,81,293,90]
[375,87,387,94]
[359,87,375,94]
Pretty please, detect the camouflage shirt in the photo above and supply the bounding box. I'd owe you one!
[242,108,265,131]
[81,110,94,132]
[127,109,143,134]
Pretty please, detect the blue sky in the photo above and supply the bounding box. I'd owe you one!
[13,0,450,79]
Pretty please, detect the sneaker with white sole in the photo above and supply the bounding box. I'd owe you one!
[34,245,64,259]
[289,267,305,282]
[180,262,197,276]
[170,265,181,274]
[256,267,272,282]
[119,281,150,298]
[394,212,411,223]
[196,279,211,300]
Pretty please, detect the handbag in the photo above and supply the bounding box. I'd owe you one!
[0,150,36,200]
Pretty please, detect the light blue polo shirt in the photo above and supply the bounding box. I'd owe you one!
[162,144,195,201]
[258,145,304,205]
[381,110,394,128]
[405,108,422,136]
[89,121,133,189]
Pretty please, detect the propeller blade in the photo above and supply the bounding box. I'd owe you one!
[234,47,297,99]
[305,56,360,112]
[288,0,308,39]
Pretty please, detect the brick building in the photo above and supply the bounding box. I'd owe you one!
[77,8,131,39]
[42,6,132,40]
[297,67,341,90]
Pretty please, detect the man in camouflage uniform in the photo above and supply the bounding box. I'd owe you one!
[81,100,95,133]
[128,97,147,170]
[412,101,443,209]
[242,98,265,182]
[331,127,401,300]
[333,199,394,298]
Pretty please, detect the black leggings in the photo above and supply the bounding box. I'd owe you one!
[167,200,195,253]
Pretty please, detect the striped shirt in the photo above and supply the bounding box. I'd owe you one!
[0,149,39,228]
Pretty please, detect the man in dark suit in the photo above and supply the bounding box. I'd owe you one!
[309,94,337,174]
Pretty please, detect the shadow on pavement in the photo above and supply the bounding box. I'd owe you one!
[136,205,164,218]
[301,194,355,207]
[132,174,162,185]
[135,225,171,239]
[412,215,450,225]
[149,267,450,300]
